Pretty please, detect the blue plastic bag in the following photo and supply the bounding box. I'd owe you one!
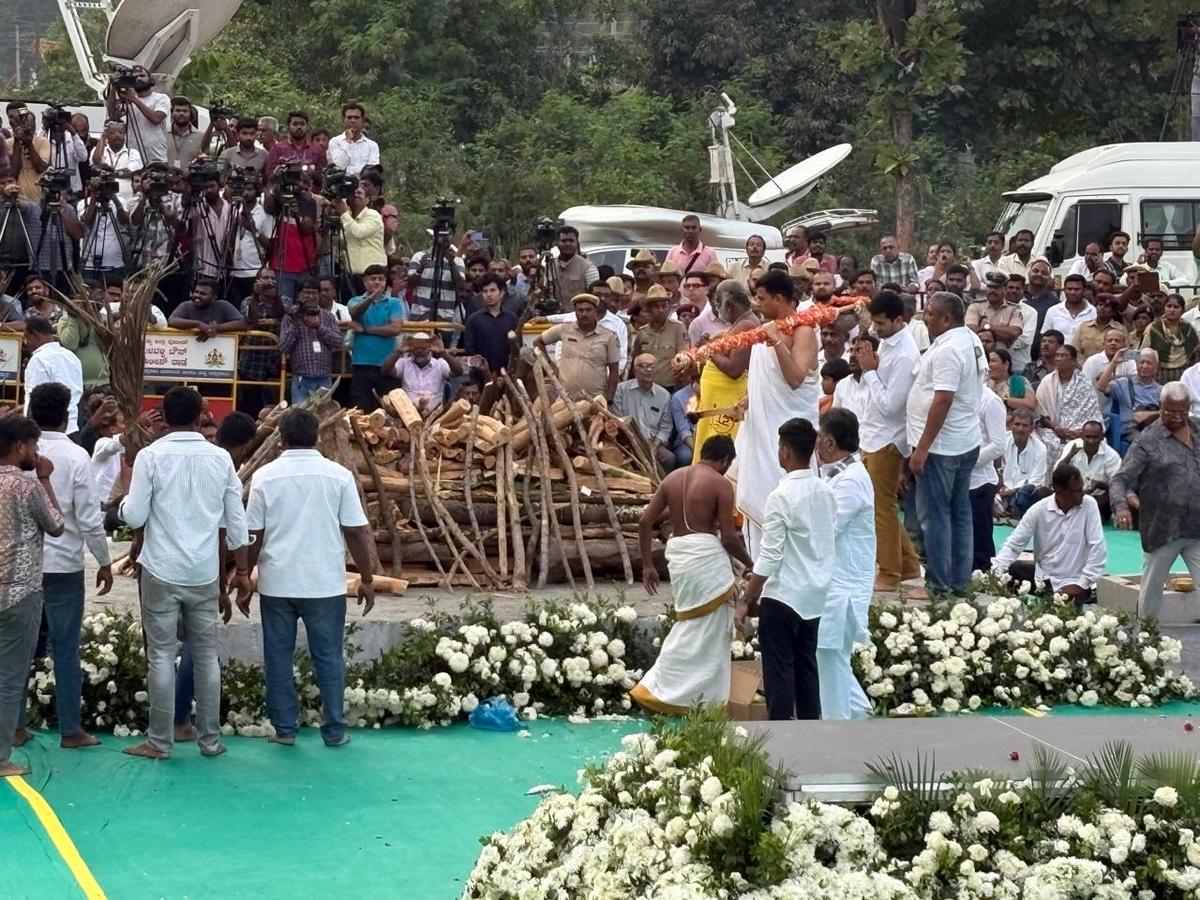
[469,697,521,732]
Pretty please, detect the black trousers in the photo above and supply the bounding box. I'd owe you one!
[349,365,395,412]
[969,483,997,574]
[758,597,821,720]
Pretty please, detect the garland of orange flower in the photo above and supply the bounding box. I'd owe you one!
[674,295,868,368]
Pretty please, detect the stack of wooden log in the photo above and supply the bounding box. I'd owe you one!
[237,357,663,592]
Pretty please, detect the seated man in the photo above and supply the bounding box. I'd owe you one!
[1056,419,1121,520]
[669,372,697,470]
[613,353,674,472]
[380,332,463,413]
[167,278,247,339]
[631,435,752,713]
[992,463,1106,606]
[996,408,1047,519]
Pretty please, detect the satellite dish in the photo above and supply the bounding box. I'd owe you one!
[745,144,854,220]
[105,0,242,81]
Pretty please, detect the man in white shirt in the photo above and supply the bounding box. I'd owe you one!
[855,291,921,591]
[244,408,374,747]
[22,317,83,433]
[996,229,1034,279]
[997,408,1048,518]
[105,66,170,165]
[1083,328,1137,418]
[1056,420,1121,520]
[1136,238,1188,288]
[969,389,1007,573]
[741,418,836,720]
[971,231,1006,284]
[14,384,112,751]
[906,292,987,595]
[91,122,143,203]
[831,336,870,418]
[992,463,1106,605]
[1041,277,1096,338]
[327,102,379,175]
[814,409,875,721]
[119,387,251,760]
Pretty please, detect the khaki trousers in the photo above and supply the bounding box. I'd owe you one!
[863,444,921,587]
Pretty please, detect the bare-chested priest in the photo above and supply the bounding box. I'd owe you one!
[630,435,753,714]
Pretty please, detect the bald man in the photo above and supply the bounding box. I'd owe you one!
[613,352,676,471]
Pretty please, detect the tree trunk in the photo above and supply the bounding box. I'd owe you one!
[893,108,916,251]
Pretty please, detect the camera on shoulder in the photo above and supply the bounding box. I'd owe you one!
[320,165,358,201]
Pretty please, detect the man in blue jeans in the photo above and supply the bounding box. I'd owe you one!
[16,384,112,749]
[905,293,987,595]
[243,407,377,746]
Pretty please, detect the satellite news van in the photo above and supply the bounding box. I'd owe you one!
[996,142,1200,287]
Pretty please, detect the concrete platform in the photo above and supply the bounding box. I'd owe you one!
[1097,573,1200,624]
[751,715,1200,804]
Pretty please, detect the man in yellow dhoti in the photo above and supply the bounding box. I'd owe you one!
[631,435,753,714]
[692,280,760,462]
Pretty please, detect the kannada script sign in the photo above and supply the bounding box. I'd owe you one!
[0,333,21,383]
[143,331,238,382]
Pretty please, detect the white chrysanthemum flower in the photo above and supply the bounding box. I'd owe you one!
[1154,786,1180,808]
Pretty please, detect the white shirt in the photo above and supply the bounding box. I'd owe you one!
[1002,433,1047,490]
[970,390,1007,489]
[858,326,920,455]
[124,91,171,164]
[1009,300,1039,374]
[908,318,930,352]
[119,431,249,586]
[246,449,368,598]
[1084,351,1135,417]
[24,342,83,433]
[1055,439,1121,491]
[546,308,629,371]
[1067,257,1105,280]
[106,301,167,328]
[91,435,124,503]
[752,469,836,619]
[972,255,1003,284]
[905,325,986,456]
[75,199,127,271]
[831,374,868,419]
[98,145,143,202]
[1181,363,1200,421]
[61,132,88,193]
[687,303,724,346]
[327,132,380,175]
[821,457,875,645]
[230,200,276,278]
[996,253,1032,279]
[1042,301,1096,339]
[992,495,1106,590]
[38,432,110,574]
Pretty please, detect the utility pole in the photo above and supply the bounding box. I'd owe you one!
[1179,15,1200,141]
[13,22,21,89]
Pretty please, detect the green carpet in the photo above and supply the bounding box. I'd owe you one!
[992,524,1183,575]
[1,720,643,900]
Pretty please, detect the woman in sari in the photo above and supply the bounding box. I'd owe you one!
[692,279,759,462]
[986,348,1036,413]
[1140,294,1199,383]
[1035,344,1101,481]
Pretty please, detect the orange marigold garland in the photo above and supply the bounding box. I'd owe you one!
[674,295,868,369]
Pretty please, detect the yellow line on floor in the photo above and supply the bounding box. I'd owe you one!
[1021,707,1047,717]
[8,775,107,899]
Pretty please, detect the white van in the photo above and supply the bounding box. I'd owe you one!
[996,142,1200,287]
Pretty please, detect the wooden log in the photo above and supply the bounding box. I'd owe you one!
[383,389,424,432]
[349,415,403,579]
[509,398,592,453]
[501,406,525,590]
[508,379,553,588]
[346,573,409,596]
[571,456,654,491]
[464,407,483,546]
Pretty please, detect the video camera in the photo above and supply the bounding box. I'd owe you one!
[320,165,358,201]
[141,165,173,203]
[110,65,139,93]
[534,216,557,253]
[186,158,220,189]
[41,102,72,134]
[208,98,236,120]
[38,168,73,195]
[87,170,120,201]
[228,166,261,194]
[277,159,312,201]
[431,197,456,246]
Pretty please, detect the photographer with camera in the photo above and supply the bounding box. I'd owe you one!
[359,167,398,256]
[217,118,268,179]
[0,166,41,287]
[227,172,274,306]
[278,277,345,404]
[90,122,142,204]
[77,167,130,286]
[264,111,326,177]
[5,102,51,202]
[34,104,89,198]
[181,160,232,282]
[166,97,212,169]
[407,199,465,333]
[128,163,183,270]
[104,65,170,165]
[328,174,385,289]
[263,161,319,302]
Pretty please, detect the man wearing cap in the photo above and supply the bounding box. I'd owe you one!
[632,285,689,390]
[533,279,628,372]
[788,261,818,305]
[535,293,620,401]
[656,260,683,305]
[665,214,717,276]
[627,249,657,294]
[381,332,462,411]
[965,271,1025,351]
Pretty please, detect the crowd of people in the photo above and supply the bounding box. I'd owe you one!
[3,81,1200,759]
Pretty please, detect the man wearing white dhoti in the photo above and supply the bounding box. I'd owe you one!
[816,408,876,720]
[631,435,753,714]
[733,269,820,556]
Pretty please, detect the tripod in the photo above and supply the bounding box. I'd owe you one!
[267,193,318,302]
[0,198,36,276]
[129,195,176,269]
[79,196,129,286]
[33,196,78,291]
[320,213,354,299]
[183,192,235,290]
[533,248,563,315]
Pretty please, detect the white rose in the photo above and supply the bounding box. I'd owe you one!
[461,694,479,714]
[449,653,470,674]
[433,672,453,688]
[700,776,723,806]
[538,632,554,648]
[1187,843,1200,868]
[607,639,626,658]
[1079,690,1098,707]
[513,692,530,708]
[711,813,734,837]
[1154,786,1179,808]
